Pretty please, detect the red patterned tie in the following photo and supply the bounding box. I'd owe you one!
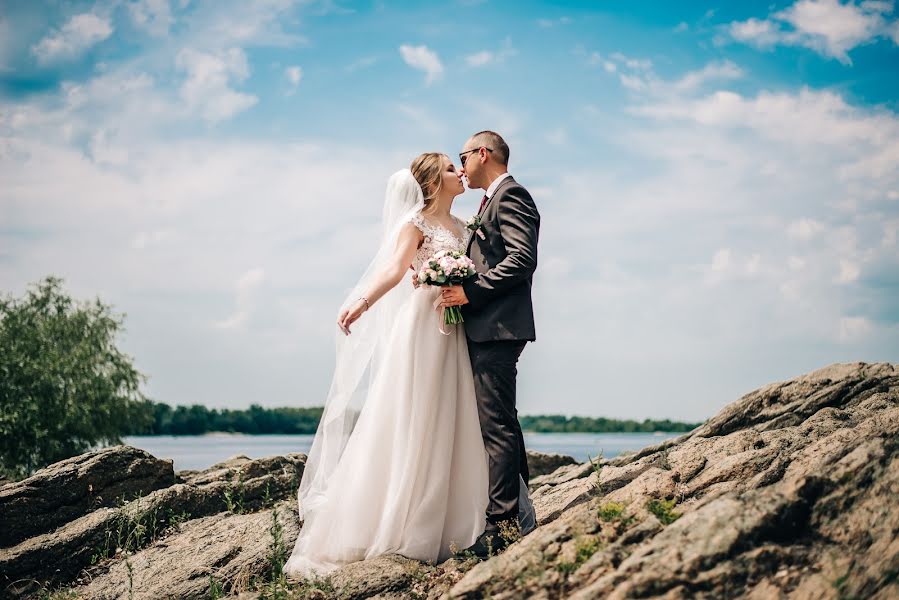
[479,194,488,214]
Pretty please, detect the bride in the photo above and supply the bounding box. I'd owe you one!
[284,152,534,577]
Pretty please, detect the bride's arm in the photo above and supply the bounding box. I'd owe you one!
[338,223,423,334]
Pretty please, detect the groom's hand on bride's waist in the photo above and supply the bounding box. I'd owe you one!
[438,286,469,308]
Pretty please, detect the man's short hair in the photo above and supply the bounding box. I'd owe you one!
[470,130,509,166]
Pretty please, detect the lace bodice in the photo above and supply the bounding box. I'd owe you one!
[409,213,469,273]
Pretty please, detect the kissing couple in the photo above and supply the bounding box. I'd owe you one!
[285,130,541,577]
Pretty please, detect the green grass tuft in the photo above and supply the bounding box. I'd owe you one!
[646,498,680,525]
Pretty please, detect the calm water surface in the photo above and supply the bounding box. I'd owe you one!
[124,432,680,472]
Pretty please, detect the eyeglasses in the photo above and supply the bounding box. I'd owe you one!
[459,147,493,166]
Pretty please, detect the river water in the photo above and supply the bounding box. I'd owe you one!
[124,431,679,471]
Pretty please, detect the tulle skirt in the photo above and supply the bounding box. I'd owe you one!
[284,286,489,577]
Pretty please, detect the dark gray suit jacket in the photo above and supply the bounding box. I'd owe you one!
[461,175,540,343]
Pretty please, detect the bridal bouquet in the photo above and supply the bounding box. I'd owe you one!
[417,250,477,327]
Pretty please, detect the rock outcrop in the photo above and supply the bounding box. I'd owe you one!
[0,452,305,597]
[2,362,896,599]
[447,362,899,599]
[0,446,174,548]
[524,451,578,479]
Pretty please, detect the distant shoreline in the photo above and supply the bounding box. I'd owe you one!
[129,400,704,436]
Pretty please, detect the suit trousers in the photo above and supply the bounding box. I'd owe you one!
[467,338,529,525]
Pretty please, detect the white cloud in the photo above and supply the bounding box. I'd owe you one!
[674,22,689,33]
[549,54,899,391]
[730,17,782,47]
[465,51,493,67]
[285,65,302,95]
[176,48,258,122]
[3,2,898,422]
[671,60,742,93]
[835,258,861,282]
[31,13,113,64]
[605,55,742,97]
[537,17,572,28]
[184,0,308,49]
[464,38,516,68]
[788,218,826,240]
[728,0,898,64]
[838,316,872,340]
[631,87,899,169]
[610,52,653,71]
[0,130,404,408]
[711,248,731,271]
[129,0,175,36]
[399,44,443,84]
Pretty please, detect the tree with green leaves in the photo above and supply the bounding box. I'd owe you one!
[0,277,152,478]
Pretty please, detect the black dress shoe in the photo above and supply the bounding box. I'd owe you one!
[455,519,520,559]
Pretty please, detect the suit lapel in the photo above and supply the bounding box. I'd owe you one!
[467,175,516,254]
[481,175,515,217]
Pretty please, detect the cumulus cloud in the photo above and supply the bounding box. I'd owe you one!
[534,54,899,417]
[399,44,443,84]
[0,130,402,408]
[4,2,898,421]
[598,52,742,97]
[129,0,175,36]
[31,13,113,64]
[176,47,258,122]
[727,0,898,64]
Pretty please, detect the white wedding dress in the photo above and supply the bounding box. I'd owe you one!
[284,213,491,577]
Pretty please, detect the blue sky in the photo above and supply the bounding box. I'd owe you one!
[1,0,898,421]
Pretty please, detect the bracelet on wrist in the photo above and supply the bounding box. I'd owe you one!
[360,296,370,311]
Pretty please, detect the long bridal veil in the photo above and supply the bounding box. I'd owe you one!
[296,169,425,523]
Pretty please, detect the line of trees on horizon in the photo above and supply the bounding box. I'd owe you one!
[125,401,704,436]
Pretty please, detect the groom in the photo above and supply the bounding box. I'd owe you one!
[440,130,540,557]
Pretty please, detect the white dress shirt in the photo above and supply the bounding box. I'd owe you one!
[485,172,512,199]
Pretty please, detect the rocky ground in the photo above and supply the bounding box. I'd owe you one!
[1,362,897,599]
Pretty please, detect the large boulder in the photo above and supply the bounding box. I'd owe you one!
[525,450,578,480]
[443,362,899,599]
[0,446,174,548]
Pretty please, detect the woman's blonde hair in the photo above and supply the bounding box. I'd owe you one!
[410,152,448,214]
